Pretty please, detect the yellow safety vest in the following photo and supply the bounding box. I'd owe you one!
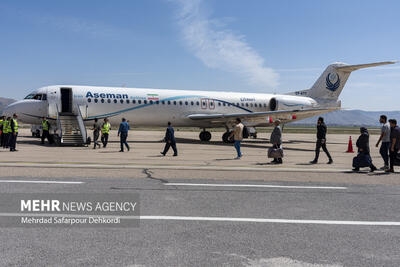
[0,119,2,132]
[2,120,7,133]
[4,120,11,134]
[12,119,18,133]
[102,122,110,134]
[42,120,49,131]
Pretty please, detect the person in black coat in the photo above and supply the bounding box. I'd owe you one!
[310,117,333,164]
[160,122,178,156]
[353,127,377,172]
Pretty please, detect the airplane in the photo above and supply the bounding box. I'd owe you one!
[2,61,397,144]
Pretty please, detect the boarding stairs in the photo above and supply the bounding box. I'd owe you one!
[55,104,88,146]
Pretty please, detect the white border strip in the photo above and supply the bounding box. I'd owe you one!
[164,183,347,190]
[0,180,84,184]
[140,215,400,226]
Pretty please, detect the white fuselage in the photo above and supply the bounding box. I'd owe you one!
[4,85,320,128]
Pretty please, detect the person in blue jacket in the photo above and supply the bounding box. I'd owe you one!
[118,118,130,152]
[161,122,177,156]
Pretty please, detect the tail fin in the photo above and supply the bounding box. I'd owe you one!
[289,61,397,101]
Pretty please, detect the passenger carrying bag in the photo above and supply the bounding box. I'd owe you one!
[394,152,400,166]
[352,153,372,168]
[268,147,284,158]
[242,126,249,138]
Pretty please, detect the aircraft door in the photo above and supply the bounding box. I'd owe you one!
[47,88,60,119]
[60,88,73,114]
[201,98,207,109]
[208,99,215,110]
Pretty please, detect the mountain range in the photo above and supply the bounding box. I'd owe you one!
[290,110,400,127]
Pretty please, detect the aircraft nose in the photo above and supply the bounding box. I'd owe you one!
[2,101,46,124]
[2,102,18,117]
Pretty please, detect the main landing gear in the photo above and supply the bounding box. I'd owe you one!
[222,131,234,143]
[199,130,212,141]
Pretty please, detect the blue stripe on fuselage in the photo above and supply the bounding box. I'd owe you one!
[87,95,254,119]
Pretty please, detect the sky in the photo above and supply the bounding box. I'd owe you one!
[0,0,399,110]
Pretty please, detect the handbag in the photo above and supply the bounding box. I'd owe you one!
[268,147,284,158]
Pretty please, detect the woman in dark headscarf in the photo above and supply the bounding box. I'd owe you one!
[353,127,377,172]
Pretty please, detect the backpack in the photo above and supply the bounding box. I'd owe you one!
[242,126,249,139]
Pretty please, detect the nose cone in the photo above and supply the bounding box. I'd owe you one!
[2,101,18,117]
[2,100,47,124]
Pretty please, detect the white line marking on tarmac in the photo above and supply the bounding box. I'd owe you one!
[0,180,84,184]
[164,183,347,190]
[0,213,399,226]
[139,216,400,226]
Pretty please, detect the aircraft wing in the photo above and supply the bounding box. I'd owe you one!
[187,108,338,124]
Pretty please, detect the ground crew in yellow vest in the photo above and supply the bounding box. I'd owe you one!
[41,117,52,145]
[0,116,4,148]
[9,114,18,152]
[2,117,11,149]
[101,118,111,148]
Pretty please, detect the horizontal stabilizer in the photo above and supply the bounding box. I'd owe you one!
[335,61,398,72]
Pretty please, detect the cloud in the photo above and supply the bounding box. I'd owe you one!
[172,0,278,90]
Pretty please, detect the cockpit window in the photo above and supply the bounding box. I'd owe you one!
[24,93,47,100]
[24,93,36,99]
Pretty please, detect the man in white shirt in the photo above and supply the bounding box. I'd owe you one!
[376,115,391,170]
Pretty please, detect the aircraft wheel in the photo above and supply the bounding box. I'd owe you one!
[199,131,212,142]
[222,132,233,143]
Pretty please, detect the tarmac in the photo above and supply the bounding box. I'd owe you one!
[0,129,399,266]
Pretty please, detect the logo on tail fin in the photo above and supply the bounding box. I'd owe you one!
[326,73,340,91]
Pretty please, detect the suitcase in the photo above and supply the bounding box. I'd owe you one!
[352,153,372,168]
[268,147,284,158]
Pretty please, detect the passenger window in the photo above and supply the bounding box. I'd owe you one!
[156,101,159,104]
[168,101,171,105]
[173,101,177,105]
[42,94,47,100]
[218,102,221,106]
[101,99,105,103]
[162,101,165,105]
[107,99,111,103]
[144,100,147,104]
[114,99,118,103]
[120,99,124,104]
[132,100,136,104]
[138,100,142,104]
[126,100,130,104]
[196,101,200,106]
[185,101,188,105]
[150,100,153,104]
[88,98,92,103]
[94,99,98,103]
[179,101,183,105]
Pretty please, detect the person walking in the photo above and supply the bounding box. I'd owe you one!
[9,114,18,152]
[229,118,244,159]
[386,119,400,173]
[161,122,178,156]
[353,127,377,172]
[118,118,130,152]
[41,117,51,145]
[101,118,110,148]
[270,119,283,164]
[375,115,391,170]
[310,117,333,164]
[92,118,101,149]
[0,116,4,148]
